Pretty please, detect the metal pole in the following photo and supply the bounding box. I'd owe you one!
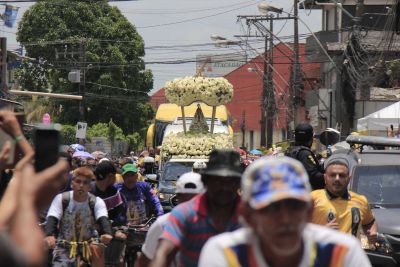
[211,106,216,134]
[241,110,246,148]
[0,38,7,96]
[260,28,268,147]
[79,40,86,121]
[293,0,300,129]
[266,17,274,148]
[181,106,187,134]
[9,90,83,100]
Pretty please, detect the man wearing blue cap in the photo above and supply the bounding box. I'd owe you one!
[199,157,371,267]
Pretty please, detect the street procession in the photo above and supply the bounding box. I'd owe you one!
[2,0,400,267]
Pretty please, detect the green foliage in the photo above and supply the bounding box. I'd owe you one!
[108,119,117,145]
[60,124,77,144]
[14,60,51,92]
[389,59,400,79]
[126,132,144,152]
[17,0,154,133]
[87,122,125,141]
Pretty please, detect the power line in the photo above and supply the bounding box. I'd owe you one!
[136,0,259,29]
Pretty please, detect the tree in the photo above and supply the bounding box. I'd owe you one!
[87,122,125,141]
[16,0,154,134]
[61,124,77,144]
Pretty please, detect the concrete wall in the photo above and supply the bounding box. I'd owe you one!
[233,128,285,150]
[85,137,129,156]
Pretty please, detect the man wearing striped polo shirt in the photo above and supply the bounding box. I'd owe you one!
[150,149,243,267]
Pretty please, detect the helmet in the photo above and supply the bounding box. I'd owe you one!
[193,161,207,170]
[144,156,155,163]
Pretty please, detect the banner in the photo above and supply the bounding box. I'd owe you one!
[76,122,87,139]
[3,5,19,28]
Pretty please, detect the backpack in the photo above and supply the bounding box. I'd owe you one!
[61,191,97,218]
[285,145,311,160]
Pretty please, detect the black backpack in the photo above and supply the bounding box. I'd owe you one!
[61,191,97,217]
[285,145,311,160]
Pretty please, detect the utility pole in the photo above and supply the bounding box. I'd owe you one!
[241,110,246,148]
[238,9,293,147]
[57,39,87,121]
[292,0,301,134]
[79,40,86,122]
[266,17,275,148]
[260,29,268,147]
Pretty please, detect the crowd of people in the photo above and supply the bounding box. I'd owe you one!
[0,110,378,267]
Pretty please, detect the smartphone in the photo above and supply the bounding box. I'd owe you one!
[34,125,60,172]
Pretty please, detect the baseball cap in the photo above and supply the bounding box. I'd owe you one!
[295,123,314,142]
[121,163,138,175]
[175,172,205,194]
[241,156,311,210]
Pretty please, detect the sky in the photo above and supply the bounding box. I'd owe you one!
[0,0,322,94]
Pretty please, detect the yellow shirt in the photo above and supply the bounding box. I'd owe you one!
[311,189,375,238]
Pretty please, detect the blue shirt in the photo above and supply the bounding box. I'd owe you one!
[114,182,163,224]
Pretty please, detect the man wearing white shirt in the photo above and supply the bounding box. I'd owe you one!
[44,167,113,267]
[199,157,371,267]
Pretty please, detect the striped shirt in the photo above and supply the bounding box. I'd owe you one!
[161,192,240,267]
[199,224,371,267]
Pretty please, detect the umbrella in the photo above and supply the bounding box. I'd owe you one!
[73,151,94,159]
[250,149,262,155]
[70,144,85,151]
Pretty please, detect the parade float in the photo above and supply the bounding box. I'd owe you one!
[153,76,235,210]
[160,76,235,159]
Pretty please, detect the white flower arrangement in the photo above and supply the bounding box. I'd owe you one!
[165,76,234,106]
[161,132,234,159]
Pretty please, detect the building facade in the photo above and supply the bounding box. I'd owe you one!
[304,0,399,135]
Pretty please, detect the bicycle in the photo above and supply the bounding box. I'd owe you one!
[105,217,155,267]
[53,238,106,267]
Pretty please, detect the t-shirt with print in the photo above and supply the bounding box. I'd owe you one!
[311,189,375,238]
[47,191,108,242]
[199,223,372,267]
[114,182,163,225]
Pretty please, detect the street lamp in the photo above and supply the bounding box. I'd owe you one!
[210,35,241,47]
[257,2,283,15]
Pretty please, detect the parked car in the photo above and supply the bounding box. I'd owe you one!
[346,135,400,267]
